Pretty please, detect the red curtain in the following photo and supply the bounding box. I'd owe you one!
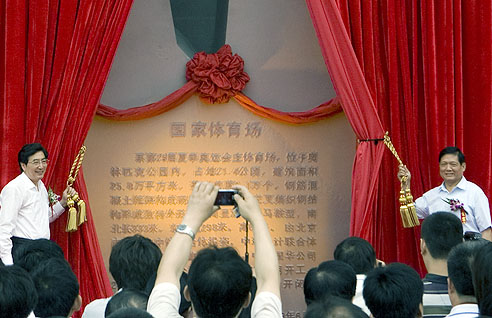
[0,0,133,316]
[97,84,343,124]
[307,0,492,273]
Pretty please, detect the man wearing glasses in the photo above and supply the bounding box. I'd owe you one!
[0,143,76,265]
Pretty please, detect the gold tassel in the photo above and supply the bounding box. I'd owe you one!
[65,196,78,232]
[77,200,87,226]
[384,132,420,228]
[405,189,420,227]
[65,145,87,232]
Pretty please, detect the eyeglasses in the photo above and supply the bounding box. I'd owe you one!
[28,159,50,166]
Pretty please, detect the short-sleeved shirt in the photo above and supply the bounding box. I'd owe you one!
[147,282,282,318]
[444,303,479,318]
[415,177,492,233]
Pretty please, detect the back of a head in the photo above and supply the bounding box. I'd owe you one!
[105,288,149,317]
[472,242,492,316]
[334,237,376,275]
[447,240,488,298]
[188,246,252,318]
[305,296,369,318]
[31,258,79,318]
[13,238,65,272]
[363,262,423,318]
[304,260,357,305]
[421,212,463,259]
[0,265,38,318]
[106,307,154,318]
[109,235,162,290]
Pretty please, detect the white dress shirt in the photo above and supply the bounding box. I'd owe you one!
[0,173,65,265]
[415,177,492,233]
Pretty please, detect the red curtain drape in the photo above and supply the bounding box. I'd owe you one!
[0,0,133,316]
[307,0,492,273]
[96,83,343,124]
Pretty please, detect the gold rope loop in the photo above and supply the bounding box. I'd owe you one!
[383,132,419,228]
[65,145,87,232]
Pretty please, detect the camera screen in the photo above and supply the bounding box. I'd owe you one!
[214,190,237,206]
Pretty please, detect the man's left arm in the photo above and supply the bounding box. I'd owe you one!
[473,189,492,241]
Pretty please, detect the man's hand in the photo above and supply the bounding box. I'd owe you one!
[60,186,78,208]
[232,185,262,223]
[181,182,219,233]
[397,164,411,190]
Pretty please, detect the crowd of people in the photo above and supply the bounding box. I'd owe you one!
[1,145,492,318]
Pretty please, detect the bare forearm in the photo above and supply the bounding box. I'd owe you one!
[250,216,280,297]
[155,232,194,287]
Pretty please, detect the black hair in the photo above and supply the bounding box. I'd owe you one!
[334,237,376,274]
[179,272,192,316]
[304,260,357,305]
[438,147,465,164]
[109,235,162,291]
[472,242,492,316]
[18,143,48,173]
[305,296,369,318]
[13,238,65,272]
[106,307,154,318]
[188,246,252,318]
[363,262,423,318]
[31,258,79,318]
[0,265,38,318]
[421,212,463,259]
[447,240,488,297]
[105,288,149,317]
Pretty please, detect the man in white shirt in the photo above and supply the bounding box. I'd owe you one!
[147,182,282,318]
[445,241,486,318]
[398,146,492,241]
[0,143,75,265]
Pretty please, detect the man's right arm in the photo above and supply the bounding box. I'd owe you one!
[233,185,280,298]
[0,186,22,265]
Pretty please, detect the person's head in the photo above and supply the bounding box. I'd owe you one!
[105,288,149,317]
[109,235,162,291]
[420,212,463,260]
[304,260,357,305]
[18,143,49,183]
[334,237,376,275]
[13,238,65,272]
[447,240,488,305]
[472,242,492,316]
[106,307,154,318]
[438,147,466,185]
[31,258,81,318]
[0,265,38,318]
[363,263,423,318]
[305,296,369,318]
[187,246,252,318]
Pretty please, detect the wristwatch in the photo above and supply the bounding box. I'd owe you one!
[176,224,195,240]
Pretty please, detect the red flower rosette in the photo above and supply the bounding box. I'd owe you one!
[186,45,250,104]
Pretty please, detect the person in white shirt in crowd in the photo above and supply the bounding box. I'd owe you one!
[445,240,488,318]
[398,146,492,241]
[333,236,377,315]
[83,234,162,318]
[0,143,77,265]
[147,182,282,318]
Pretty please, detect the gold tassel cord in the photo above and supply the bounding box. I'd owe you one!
[65,146,87,232]
[383,132,420,228]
